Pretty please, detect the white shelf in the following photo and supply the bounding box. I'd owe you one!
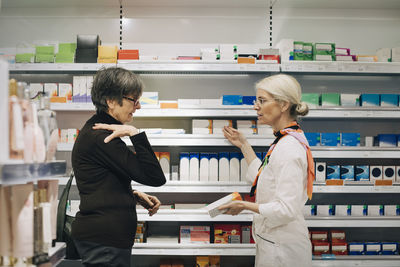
[312,256,400,267]
[311,147,400,158]
[313,184,400,193]
[306,217,400,227]
[9,63,116,72]
[132,181,252,193]
[132,243,256,256]
[281,61,400,74]
[307,107,400,119]
[0,161,67,185]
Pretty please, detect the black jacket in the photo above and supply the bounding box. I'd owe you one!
[71,111,166,248]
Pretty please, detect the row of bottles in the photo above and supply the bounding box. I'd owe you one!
[8,79,58,163]
[0,180,59,266]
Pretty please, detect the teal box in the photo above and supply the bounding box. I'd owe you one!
[321,93,340,106]
[380,94,399,107]
[327,165,340,180]
[301,93,320,108]
[341,133,360,146]
[341,165,354,180]
[355,165,369,181]
[360,94,380,106]
[222,95,243,105]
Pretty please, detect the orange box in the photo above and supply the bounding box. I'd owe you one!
[50,96,66,103]
[154,152,160,160]
[98,45,118,58]
[177,56,201,60]
[196,256,209,267]
[160,101,178,109]
[118,49,139,60]
[209,256,220,267]
[258,55,280,63]
[237,57,256,64]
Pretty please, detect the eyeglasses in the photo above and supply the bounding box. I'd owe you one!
[253,98,274,106]
[123,96,140,106]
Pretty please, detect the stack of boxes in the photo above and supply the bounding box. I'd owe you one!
[35,45,55,63]
[55,43,76,63]
[294,41,313,61]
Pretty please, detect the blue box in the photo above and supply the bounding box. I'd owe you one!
[305,132,320,146]
[380,94,399,107]
[381,242,399,255]
[222,95,243,105]
[256,152,262,161]
[189,152,199,160]
[341,165,354,180]
[355,165,370,181]
[365,242,381,255]
[327,165,340,180]
[348,242,365,255]
[360,94,380,106]
[311,205,317,216]
[341,133,360,147]
[242,96,256,105]
[378,134,397,147]
[219,152,229,159]
[321,133,340,146]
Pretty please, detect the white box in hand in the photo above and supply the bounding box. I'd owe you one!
[205,192,242,218]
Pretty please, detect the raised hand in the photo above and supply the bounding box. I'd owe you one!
[222,126,248,149]
[93,123,139,143]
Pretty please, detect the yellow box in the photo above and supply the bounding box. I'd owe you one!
[98,45,118,58]
[97,58,117,63]
[237,57,256,64]
[196,256,209,267]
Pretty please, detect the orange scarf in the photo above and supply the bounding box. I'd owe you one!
[250,122,315,200]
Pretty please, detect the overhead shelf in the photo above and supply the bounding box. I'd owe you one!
[131,181,252,193]
[9,63,116,73]
[0,161,67,185]
[132,243,256,256]
[312,255,400,267]
[281,61,400,74]
[306,217,400,228]
[311,147,400,158]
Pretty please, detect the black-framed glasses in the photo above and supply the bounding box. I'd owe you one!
[123,96,140,106]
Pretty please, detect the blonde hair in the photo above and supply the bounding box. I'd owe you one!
[255,74,309,119]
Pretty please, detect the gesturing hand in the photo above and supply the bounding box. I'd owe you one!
[93,123,139,143]
[133,191,161,216]
[222,126,248,149]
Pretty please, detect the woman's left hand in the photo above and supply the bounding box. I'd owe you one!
[93,123,139,143]
[133,191,161,216]
[218,201,247,215]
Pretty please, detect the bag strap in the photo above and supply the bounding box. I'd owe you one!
[56,171,74,242]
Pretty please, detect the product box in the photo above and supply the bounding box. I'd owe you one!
[44,83,58,98]
[303,205,314,217]
[378,134,397,147]
[86,76,94,102]
[222,95,243,105]
[376,48,391,62]
[380,94,399,107]
[209,256,221,267]
[381,242,399,255]
[326,165,340,180]
[179,153,190,181]
[341,133,360,147]
[360,94,380,107]
[357,55,378,62]
[29,83,44,99]
[58,83,73,103]
[385,205,400,216]
[335,205,351,216]
[310,231,328,242]
[365,242,381,255]
[321,93,340,106]
[237,120,257,135]
[214,224,241,244]
[257,125,274,136]
[368,205,384,216]
[241,225,254,244]
[355,165,370,181]
[140,92,158,106]
[305,133,321,146]
[179,226,210,244]
[331,242,348,255]
[336,55,357,61]
[213,120,232,135]
[229,152,240,182]
[383,166,396,181]
[348,242,365,255]
[209,153,219,182]
[315,162,326,183]
[218,152,230,182]
[341,165,354,180]
[205,192,242,218]
[312,242,330,255]
[351,205,368,216]
[177,99,200,107]
[199,153,209,182]
[293,41,304,60]
[242,96,256,105]
[303,43,313,60]
[159,152,170,180]
[189,153,200,181]
[118,49,139,60]
[192,119,213,134]
[196,256,209,267]
[330,230,346,243]
[370,166,383,181]
[335,48,350,55]
[321,133,340,146]
[301,93,320,108]
[317,205,335,216]
[397,166,400,182]
[160,100,178,109]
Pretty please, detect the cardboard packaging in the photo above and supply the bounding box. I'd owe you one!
[370,166,383,181]
[355,165,370,181]
[335,205,351,216]
[218,152,230,182]
[321,133,340,147]
[214,224,241,244]
[331,242,348,255]
[179,152,190,181]
[348,242,365,255]
[321,93,340,106]
[193,120,213,134]
[380,94,399,107]
[199,153,209,182]
[229,152,240,182]
[341,133,360,147]
[209,153,219,182]
[196,256,209,267]
[341,165,354,180]
[368,205,384,216]
[327,165,340,180]
[312,242,330,255]
[305,133,321,146]
[383,166,396,181]
[222,95,243,105]
[378,134,397,147]
[159,152,170,180]
[351,205,368,216]
[360,94,380,107]
[189,153,199,181]
[140,92,158,106]
[301,94,320,108]
[365,242,381,255]
[179,226,210,244]
[240,153,248,181]
[205,192,243,218]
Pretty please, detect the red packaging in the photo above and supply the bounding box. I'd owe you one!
[331,241,348,255]
[330,230,346,243]
[312,241,330,255]
[310,231,329,242]
[257,54,280,63]
[118,49,139,60]
[214,224,241,244]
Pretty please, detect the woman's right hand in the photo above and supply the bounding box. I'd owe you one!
[222,126,248,149]
[93,123,139,143]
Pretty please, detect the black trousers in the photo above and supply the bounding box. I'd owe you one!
[73,239,131,267]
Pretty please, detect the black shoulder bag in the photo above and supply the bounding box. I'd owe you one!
[56,171,80,259]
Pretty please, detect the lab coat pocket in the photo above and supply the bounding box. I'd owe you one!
[255,233,282,267]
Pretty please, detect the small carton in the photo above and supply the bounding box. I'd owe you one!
[205,192,242,218]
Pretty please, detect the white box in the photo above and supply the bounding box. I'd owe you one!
[60,129,68,143]
[257,125,274,136]
[336,205,350,216]
[240,156,248,181]
[86,76,93,101]
[72,76,81,98]
[178,99,200,107]
[229,153,240,182]
[80,76,87,100]
[315,162,326,183]
[303,205,313,217]
[341,94,359,106]
[199,154,209,182]
[192,120,212,134]
[317,205,333,216]
[218,153,230,181]
[384,205,398,216]
[383,166,396,181]
[376,48,391,62]
[179,226,210,244]
[67,129,77,144]
[159,152,170,180]
[365,136,374,147]
[209,153,219,182]
[179,153,190,181]
[370,166,383,181]
[199,99,222,106]
[237,120,257,135]
[351,205,367,216]
[204,192,242,218]
[213,120,232,135]
[368,205,383,216]
[58,83,72,102]
[140,92,159,105]
[44,83,58,97]
[189,153,199,181]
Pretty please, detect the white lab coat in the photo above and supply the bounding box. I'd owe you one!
[246,134,312,267]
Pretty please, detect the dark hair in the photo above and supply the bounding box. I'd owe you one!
[91,67,144,113]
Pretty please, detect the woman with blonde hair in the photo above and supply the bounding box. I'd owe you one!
[220,74,315,267]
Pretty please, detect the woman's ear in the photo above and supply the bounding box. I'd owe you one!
[106,99,115,110]
[280,101,290,113]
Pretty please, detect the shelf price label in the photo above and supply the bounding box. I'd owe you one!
[326,180,344,186]
[374,180,393,186]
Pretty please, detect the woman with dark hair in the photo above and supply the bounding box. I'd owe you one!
[71,67,166,267]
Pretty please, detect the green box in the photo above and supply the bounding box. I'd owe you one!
[321,93,340,106]
[35,45,55,55]
[301,93,320,108]
[59,43,77,54]
[293,41,304,61]
[35,54,54,63]
[303,43,313,61]
[55,53,75,63]
[15,53,34,63]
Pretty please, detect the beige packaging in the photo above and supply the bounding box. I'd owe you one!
[0,186,12,257]
[11,184,34,258]
[38,180,59,240]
